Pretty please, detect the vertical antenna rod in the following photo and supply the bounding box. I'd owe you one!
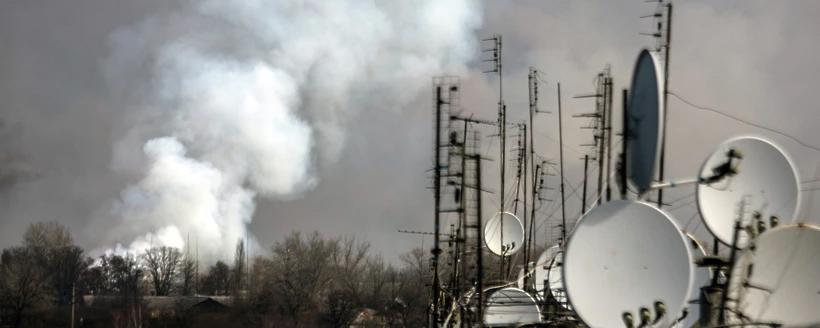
[431,85,443,324]
[581,154,589,215]
[557,83,567,245]
[605,76,614,201]
[473,136,484,326]
[657,2,673,208]
[621,89,629,200]
[483,34,505,276]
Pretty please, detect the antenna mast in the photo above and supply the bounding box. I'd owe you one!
[482,34,506,276]
[653,1,673,208]
[557,83,567,245]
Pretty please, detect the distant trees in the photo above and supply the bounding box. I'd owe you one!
[0,247,50,327]
[201,261,231,296]
[0,223,432,327]
[178,255,197,296]
[143,246,182,296]
[231,239,246,295]
[23,222,90,305]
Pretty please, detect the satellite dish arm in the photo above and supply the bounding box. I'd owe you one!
[647,148,742,191]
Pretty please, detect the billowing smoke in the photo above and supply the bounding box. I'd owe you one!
[101,0,482,261]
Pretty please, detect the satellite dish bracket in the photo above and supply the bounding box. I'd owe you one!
[647,149,742,192]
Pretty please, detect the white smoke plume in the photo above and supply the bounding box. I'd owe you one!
[101,0,482,261]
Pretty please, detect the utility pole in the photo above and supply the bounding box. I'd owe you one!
[70,283,76,328]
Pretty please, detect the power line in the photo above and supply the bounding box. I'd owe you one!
[668,91,820,152]
[801,178,820,184]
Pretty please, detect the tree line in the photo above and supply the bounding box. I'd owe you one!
[0,222,432,327]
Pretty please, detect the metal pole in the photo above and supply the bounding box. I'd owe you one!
[557,83,567,245]
[474,144,484,327]
[70,283,75,328]
[621,89,629,200]
[605,77,614,202]
[432,85,443,324]
[582,154,589,215]
[657,3,673,208]
[597,75,605,206]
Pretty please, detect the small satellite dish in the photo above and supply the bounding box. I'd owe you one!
[697,136,800,247]
[483,212,525,256]
[626,49,665,195]
[564,200,693,328]
[533,245,560,293]
[676,234,712,328]
[484,287,541,327]
[728,224,820,326]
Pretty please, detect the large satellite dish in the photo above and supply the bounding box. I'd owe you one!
[626,49,665,195]
[728,224,820,326]
[564,200,693,327]
[676,234,712,328]
[533,245,560,293]
[483,212,525,256]
[697,136,800,247]
[483,287,541,327]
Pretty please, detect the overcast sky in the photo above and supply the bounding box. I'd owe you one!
[1,0,818,261]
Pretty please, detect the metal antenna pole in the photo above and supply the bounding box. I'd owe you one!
[525,68,538,288]
[482,34,504,277]
[657,2,673,208]
[581,154,589,215]
[621,89,629,200]
[605,76,614,202]
[596,81,605,206]
[474,141,484,328]
[498,41,506,278]
[557,83,567,245]
[432,85,443,324]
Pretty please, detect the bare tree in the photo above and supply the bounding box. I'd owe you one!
[0,247,49,328]
[23,222,72,251]
[142,246,181,296]
[271,231,336,325]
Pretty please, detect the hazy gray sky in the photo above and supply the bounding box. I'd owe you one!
[1,0,818,261]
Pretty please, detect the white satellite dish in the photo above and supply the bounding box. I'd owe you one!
[483,287,541,327]
[676,234,712,328]
[533,245,560,293]
[626,49,665,195]
[516,262,534,290]
[728,224,820,326]
[483,212,525,256]
[516,268,526,289]
[697,136,800,247]
[564,200,693,328]
[547,251,570,309]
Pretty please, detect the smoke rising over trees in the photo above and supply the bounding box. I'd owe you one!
[0,222,431,327]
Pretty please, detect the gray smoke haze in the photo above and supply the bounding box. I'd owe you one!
[1,0,818,260]
[1,0,481,262]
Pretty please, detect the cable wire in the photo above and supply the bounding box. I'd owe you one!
[668,91,820,152]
